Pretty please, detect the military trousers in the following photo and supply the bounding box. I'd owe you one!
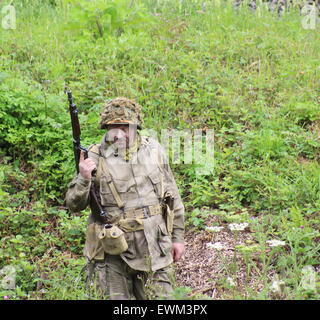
[86,255,174,300]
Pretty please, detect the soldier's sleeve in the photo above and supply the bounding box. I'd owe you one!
[65,173,91,212]
[154,140,185,244]
[65,144,100,213]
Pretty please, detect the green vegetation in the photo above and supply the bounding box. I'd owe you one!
[0,0,319,299]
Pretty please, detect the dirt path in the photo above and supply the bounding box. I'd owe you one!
[175,214,265,299]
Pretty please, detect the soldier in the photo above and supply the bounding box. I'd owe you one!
[65,97,185,300]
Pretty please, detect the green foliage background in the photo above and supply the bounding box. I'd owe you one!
[0,0,319,299]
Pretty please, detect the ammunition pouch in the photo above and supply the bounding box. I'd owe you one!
[118,218,144,232]
[163,205,174,235]
[102,204,163,232]
[98,225,128,255]
[163,191,174,235]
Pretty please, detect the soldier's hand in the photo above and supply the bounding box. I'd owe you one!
[79,150,96,180]
[172,242,185,262]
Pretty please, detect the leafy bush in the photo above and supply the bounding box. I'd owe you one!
[64,0,154,39]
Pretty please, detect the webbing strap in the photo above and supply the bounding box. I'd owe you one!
[160,174,164,199]
[89,144,125,209]
[100,161,125,209]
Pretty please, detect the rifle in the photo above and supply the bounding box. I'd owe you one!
[67,89,111,226]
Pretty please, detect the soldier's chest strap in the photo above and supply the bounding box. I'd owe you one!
[89,144,125,209]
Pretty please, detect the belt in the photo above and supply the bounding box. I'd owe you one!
[123,204,162,219]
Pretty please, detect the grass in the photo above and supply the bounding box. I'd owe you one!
[0,0,319,299]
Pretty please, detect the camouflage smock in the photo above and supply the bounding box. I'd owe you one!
[65,134,185,272]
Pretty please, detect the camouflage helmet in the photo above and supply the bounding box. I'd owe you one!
[100,97,143,129]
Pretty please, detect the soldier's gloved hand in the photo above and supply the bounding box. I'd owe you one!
[172,242,185,262]
[79,150,97,180]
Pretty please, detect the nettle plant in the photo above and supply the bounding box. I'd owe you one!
[64,0,154,39]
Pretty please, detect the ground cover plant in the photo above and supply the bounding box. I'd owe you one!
[0,0,319,300]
